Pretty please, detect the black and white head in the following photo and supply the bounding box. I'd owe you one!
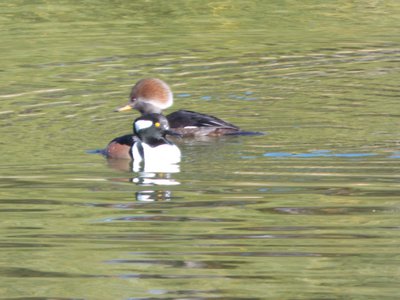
[133,113,180,146]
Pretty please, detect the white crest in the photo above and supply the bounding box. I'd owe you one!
[135,120,153,132]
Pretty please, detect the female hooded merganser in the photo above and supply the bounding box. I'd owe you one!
[131,113,181,172]
[105,78,241,159]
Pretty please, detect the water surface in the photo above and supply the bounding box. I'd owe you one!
[0,1,399,299]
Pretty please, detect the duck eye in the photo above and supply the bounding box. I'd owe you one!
[155,122,161,128]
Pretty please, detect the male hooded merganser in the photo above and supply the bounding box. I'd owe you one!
[131,113,181,172]
[105,78,241,159]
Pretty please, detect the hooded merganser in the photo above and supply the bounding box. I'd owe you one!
[131,113,181,172]
[105,78,241,159]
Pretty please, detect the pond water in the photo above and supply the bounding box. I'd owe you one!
[1,1,399,299]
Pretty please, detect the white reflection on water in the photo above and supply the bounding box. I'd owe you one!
[132,167,180,201]
[132,171,180,186]
[132,160,181,173]
[135,190,173,202]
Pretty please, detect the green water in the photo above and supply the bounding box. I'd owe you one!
[0,1,399,299]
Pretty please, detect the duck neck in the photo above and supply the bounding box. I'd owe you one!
[142,136,170,147]
[136,101,162,114]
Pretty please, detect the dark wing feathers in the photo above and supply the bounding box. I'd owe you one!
[166,110,239,130]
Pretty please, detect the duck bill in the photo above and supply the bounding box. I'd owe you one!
[114,103,134,112]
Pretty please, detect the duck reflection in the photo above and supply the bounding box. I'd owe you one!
[131,165,180,202]
[132,170,180,186]
[135,190,173,202]
[106,158,132,172]
[106,163,180,201]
